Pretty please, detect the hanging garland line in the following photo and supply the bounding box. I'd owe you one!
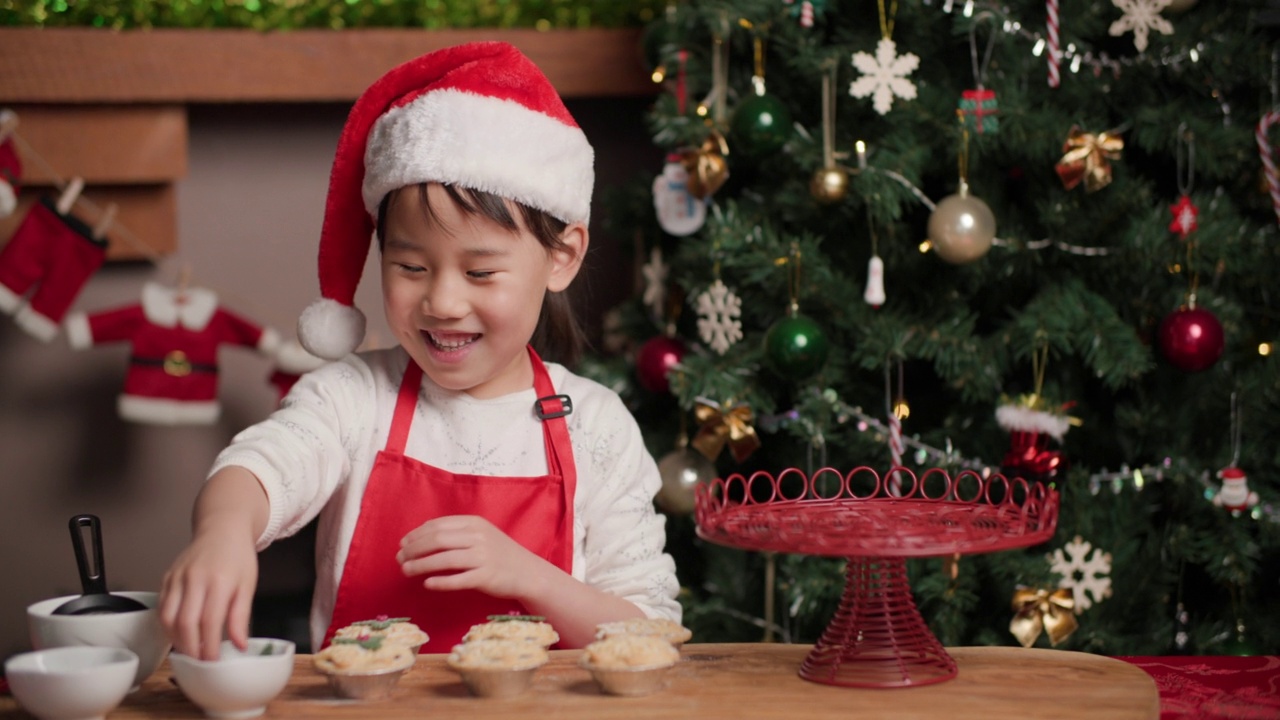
[843,159,1117,257]
[1088,459,1278,524]
[9,129,165,265]
[927,0,1216,87]
[5,115,296,333]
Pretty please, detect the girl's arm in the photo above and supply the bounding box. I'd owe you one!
[159,466,269,661]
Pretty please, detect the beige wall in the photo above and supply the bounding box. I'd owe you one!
[0,99,656,658]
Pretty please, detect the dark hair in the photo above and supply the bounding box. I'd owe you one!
[375,183,587,366]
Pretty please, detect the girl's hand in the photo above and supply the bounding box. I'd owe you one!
[159,525,258,661]
[397,515,545,599]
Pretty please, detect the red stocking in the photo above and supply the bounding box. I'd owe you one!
[0,198,107,341]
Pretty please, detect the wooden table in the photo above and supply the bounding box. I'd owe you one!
[0,643,1159,719]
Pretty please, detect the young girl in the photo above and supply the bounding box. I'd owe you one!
[159,42,681,660]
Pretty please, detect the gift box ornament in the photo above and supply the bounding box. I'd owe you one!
[959,89,999,134]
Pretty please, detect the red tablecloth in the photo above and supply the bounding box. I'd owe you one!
[1117,656,1280,719]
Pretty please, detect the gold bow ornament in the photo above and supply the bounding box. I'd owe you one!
[692,398,761,464]
[1055,126,1123,193]
[1010,586,1078,648]
[681,130,730,199]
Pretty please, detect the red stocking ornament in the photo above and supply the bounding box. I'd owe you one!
[996,401,1072,483]
[0,197,106,342]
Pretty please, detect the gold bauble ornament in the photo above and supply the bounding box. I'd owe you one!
[927,184,996,264]
[655,447,718,515]
[809,166,849,203]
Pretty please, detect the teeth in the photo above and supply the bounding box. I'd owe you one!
[427,332,476,351]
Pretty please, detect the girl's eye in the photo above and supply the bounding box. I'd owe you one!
[396,263,425,273]
[468,270,496,279]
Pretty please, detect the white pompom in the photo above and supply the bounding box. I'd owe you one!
[297,298,366,360]
[0,179,16,219]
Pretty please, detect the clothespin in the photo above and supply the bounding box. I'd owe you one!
[0,109,17,144]
[92,203,117,241]
[175,263,192,305]
[56,177,84,216]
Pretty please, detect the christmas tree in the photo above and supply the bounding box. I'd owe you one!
[586,0,1280,656]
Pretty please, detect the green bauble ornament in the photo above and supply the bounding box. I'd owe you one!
[730,93,793,157]
[763,313,829,380]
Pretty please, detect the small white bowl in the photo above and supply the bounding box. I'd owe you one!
[6,646,139,720]
[169,638,295,719]
[27,591,170,690]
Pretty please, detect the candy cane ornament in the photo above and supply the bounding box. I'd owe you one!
[1046,0,1060,88]
[1258,111,1280,226]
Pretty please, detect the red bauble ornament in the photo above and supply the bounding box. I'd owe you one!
[1158,306,1224,372]
[636,335,687,393]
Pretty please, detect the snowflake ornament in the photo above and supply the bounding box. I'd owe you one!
[695,279,743,355]
[641,247,669,319]
[849,38,919,115]
[1048,535,1113,613]
[1109,0,1174,52]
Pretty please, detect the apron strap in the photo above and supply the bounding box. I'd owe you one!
[527,346,571,480]
[385,358,424,455]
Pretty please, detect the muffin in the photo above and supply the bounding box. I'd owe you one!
[462,616,559,648]
[579,634,681,697]
[334,617,429,652]
[313,637,416,700]
[446,639,549,698]
[594,617,693,648]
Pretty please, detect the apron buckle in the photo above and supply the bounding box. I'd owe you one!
[534,394,573,420]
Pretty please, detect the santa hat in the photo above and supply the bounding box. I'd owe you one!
[298,42,595,360]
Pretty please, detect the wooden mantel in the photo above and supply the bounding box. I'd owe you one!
[0,28,654,259]
[0,27,655,102]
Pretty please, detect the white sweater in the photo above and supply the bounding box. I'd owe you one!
[211,348,681,648]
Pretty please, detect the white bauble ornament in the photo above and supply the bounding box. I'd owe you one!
[927,185,996,264]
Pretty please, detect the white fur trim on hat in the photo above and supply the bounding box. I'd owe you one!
[298,298,366,360]
[363,89,594,224]
[995,404,1071,441]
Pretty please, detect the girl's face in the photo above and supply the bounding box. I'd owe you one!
[380,184,586,399]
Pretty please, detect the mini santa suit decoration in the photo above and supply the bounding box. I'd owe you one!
[267,338,329,403]
[0,109,21,218]
[1213,466,1259,512]
[65,282,281,425]
[296,41,594,360]
[996,400,1072,483]
[0,196,106,342]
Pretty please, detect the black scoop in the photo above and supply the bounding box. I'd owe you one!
[52,514,149,615]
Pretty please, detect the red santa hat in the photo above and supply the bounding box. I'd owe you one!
[298,42,595,360]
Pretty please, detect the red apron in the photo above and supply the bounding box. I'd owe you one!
[322,346,576,652]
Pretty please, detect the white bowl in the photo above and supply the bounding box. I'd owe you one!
[6,646,139,720]
[27,591,170,691]
[169,638,295,719]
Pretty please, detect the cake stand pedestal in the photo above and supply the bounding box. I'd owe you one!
[695,467,1060,688]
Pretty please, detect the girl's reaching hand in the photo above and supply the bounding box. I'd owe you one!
[159,524,258,661]
[397,515,547,599]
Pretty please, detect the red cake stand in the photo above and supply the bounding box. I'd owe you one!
[694,466,1059,689]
